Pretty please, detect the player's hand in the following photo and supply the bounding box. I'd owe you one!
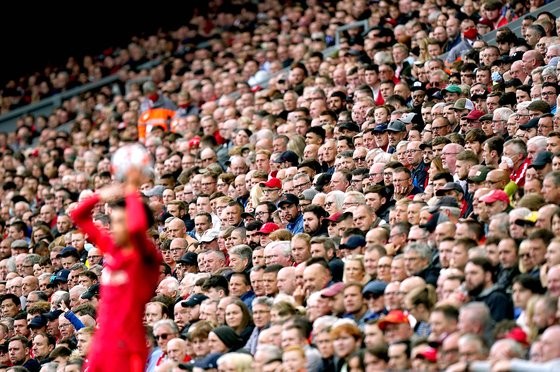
[98,183,124,202]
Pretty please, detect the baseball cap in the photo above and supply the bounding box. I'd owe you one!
[520,118,539,130]
[479,113,493,122]
[378,310,410,331]
[260,178,282,190]
[28,315,47,329]
[435,182,464,196]
[453,98,474,111]
[530,151,553,169]
[340,235,366,250]
[481,189,510,204]
[258,222,280,235]
[410,82,427,92]
[478,18,493,28]
[274,151,299,166]
[464,110,485,121]
[468,166,491,183]
[200,230,219,243]
[320,282,345,298]
[442,85,462,94]
[417,347,438,363]
[338,121,361,133]
[428,196,460,213]
[276,193,299,208]
[325,212,344,223]
[50,269,70,284]
[363,280,387,297]
[400,113,416,124]
[181,293,209,308]
[144,185,166,198]
[372,124,388,133]
[385,120,406,132]
[504,327,529,346]
[58,247,79,258]
[81,283,100,300]
[177,252,198,266]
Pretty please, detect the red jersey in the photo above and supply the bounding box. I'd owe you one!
[71,193,162,372]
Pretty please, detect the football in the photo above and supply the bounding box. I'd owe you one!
[111,144,153,181]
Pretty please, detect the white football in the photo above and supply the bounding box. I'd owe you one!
[111,144,153,181]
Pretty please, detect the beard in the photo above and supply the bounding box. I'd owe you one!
[467,282,485,298]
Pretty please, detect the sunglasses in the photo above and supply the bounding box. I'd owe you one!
[154,333,169,340]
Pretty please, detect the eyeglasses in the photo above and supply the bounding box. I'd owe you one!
[442,152,459,156]
[520,253,532,259]
[432,125,449,130]
[369,173,382,178]
[542,91,557,96]
[154,333,170,340]
[405,149,421,154]
[353,156,366,162]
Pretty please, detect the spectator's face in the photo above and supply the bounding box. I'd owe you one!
[144,303,164,326]
[389,343,410,370]
[32,334,52,360]
[77,332,92,358]
[8,340,27,365]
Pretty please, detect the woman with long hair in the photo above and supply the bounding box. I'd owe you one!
[224,299,254,344]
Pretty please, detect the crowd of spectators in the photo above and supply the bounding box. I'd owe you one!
[1,0,560,371]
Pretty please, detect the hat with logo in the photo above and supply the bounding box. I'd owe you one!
[50,269,70,284]
[339,235,366,250]
[260,178,282,190]
[276,193,299,208]
[181,293,209,308]
[453,98,474,111]
[468,166,491,183]
[400,113,416,124]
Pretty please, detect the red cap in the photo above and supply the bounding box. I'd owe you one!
[260,178,282,190]
[504,327,529,346]
[258,222,280,235]
[378,310,410,331]
[320,282,345,298]
[188,137,201,149]
[417,347,438,363]
[464,110,485,120]
[481,189,510,204]
[326,212,343,222]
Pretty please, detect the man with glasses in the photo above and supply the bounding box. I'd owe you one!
[541,83,558,114]
[260,178,282,204]
[407,141,427,192]
[431,117,452,137]
[392,167,420,201]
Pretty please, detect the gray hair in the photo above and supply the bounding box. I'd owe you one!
[493,107,514,122]
[153,319,179,334]
[264,241,292,258]
[252,296,274,309]
[404,242,432,260]
[230,245,253,261]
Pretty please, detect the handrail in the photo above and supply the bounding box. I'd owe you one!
[0,74,120,132]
